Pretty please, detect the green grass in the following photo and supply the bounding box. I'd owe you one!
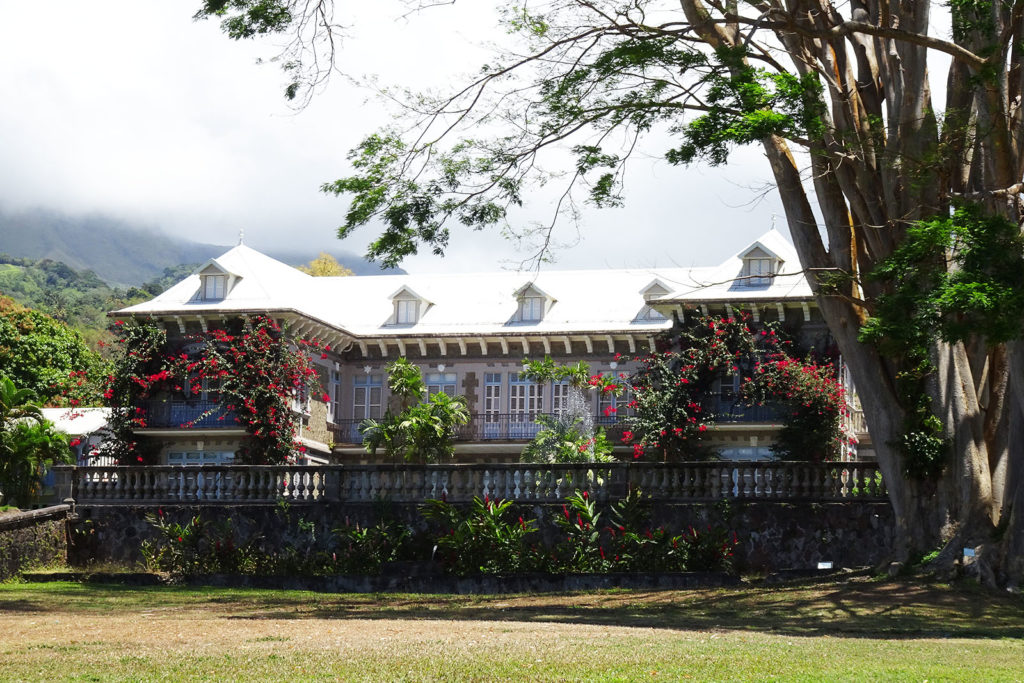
[1,578,1023,681]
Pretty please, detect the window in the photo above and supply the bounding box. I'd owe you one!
[426,372,457,396]
[743,258,775,286]
[203,275,226,300]
[396,299,419,324]
[330,371,342,423]
[518,296,545,322]
[184,375,219,402]
[509,373,543,438]
[167,451,235,466]
[353,374,383,421]
[484,373,502,438]
[639,304,667,321]
[292,381,310,415]
[552,381,571,416]
[597,381,632,423]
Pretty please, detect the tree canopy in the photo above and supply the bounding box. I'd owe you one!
[295,251,354,277]
[0,296,105,406]
[198,1,1024,584]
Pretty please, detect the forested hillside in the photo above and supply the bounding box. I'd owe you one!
[0,207,400,286]
[0,256,189,348]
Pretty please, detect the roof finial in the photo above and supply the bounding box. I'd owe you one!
[238,228,245,245]
[770,214,777,231]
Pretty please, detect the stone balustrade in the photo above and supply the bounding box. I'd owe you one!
[63,466,328,504]
[54,461,886,505]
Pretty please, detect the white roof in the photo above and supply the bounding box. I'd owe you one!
[115,230,812,338]
[656,229,812,303]
[41,407,111,435]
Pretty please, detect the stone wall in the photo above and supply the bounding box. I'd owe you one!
[0,506,72,580]
[71,500,894,573]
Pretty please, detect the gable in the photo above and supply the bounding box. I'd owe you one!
[640,279,672,301]
[742,246,773,260]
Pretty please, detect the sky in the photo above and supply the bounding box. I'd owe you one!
[0,1,789,274]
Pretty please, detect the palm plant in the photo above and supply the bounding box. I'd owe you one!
[0,375,71,506]
[361,359,469,463]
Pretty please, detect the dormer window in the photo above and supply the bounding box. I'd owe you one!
[396,299,419,324]
[195,259,238,301]
[739,246,781,287]
[389,286,430,326]
[638,279,671,322]
[744,258,775,286]
[203,274,226,300]
[519,296,544,322]
[513,283,553,323]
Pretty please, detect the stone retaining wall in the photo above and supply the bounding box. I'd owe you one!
[0,505,72,581]
[71,500,894,573]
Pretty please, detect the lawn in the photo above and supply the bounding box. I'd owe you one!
[1,577,1023,681]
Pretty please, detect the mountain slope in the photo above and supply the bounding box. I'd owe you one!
[0,207,400,286]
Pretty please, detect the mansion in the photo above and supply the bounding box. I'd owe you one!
[113,230,869,465]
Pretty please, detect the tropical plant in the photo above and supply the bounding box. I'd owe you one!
[552,490,609,572]
[624,316,767,460]
[422,496,541,575]
[361,358,469,463]
[520,356,620,463]
[332,517,411,575]
[0,376,72,506]
[521,414,615,464]
[742,355,847,461]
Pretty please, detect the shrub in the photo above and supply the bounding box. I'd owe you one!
[422,496,542,575]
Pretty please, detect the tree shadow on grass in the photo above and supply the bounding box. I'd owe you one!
[9,578,1024,640]
[224,579,1024,640]
[0,599,50,613]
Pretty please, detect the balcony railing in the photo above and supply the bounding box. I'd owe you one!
[333,413,563,444]
[331,404,780,445]
[713,401,784,423]
[141,400,240,429]
[54,461,887,505]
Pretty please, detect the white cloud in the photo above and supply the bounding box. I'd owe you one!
[0,1,785,273]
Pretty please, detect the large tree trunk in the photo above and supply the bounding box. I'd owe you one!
[1000,342,1024,585]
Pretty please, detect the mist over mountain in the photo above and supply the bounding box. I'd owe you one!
[0,207,401,286]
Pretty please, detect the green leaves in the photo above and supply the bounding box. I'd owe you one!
[0,376,69,507]
[324,133,512,267]
[422,496,540,576]
[857,202,1024,478]
[0,297,105,406]
[193,0,293,40]
[862,202,1024,349]
[668,56,825,166]
[361,358,469,463]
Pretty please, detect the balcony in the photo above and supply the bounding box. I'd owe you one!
[713,400,784,423]
[333,413,631,445]
[141,400,241,429]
